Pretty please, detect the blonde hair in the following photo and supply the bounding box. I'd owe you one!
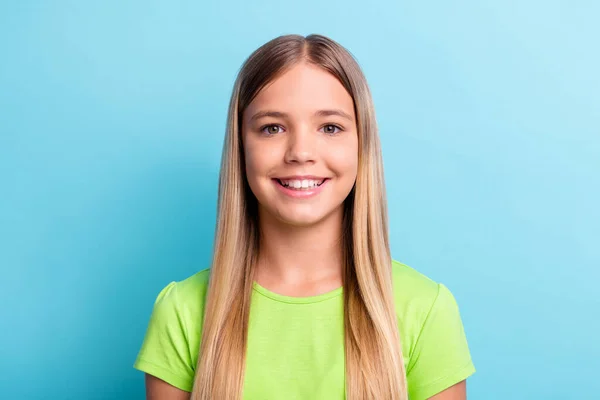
[191,34,407,400]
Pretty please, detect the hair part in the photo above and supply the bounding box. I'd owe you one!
[191,33,407,400]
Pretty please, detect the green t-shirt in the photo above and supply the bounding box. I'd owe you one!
[133,261,475,399]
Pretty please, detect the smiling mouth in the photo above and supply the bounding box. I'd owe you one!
[274,178,328,190]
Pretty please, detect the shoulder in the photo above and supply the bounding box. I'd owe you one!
[147,267,212,338]
[391,259,441,314]
[164,267,212,317]
[174,267,211,299]
[140,268,211,357]
[390,260,462,360]
[134,268,211,391]
[391,259,461,328]
[391,260,475,399]
[391,260,475,398]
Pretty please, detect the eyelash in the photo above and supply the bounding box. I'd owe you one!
[259,124,344,136]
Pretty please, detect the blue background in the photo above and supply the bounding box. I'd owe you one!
[1,1,598,399]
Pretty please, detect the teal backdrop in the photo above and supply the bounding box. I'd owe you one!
[1,1,598,399]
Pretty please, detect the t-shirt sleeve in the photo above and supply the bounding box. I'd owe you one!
[133,281,195,392]
[406,283,476,400]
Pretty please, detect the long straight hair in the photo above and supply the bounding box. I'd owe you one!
[191,34,407,400]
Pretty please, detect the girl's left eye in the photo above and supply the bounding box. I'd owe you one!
[321,124,343,135]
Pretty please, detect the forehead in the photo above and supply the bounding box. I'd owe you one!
[244,63,355,120]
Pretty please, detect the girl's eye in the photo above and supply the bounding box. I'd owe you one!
[261,124,284,135]
[260,124,343,136]
[322,124,343,135]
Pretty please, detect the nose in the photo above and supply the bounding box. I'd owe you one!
[284,126,316,164]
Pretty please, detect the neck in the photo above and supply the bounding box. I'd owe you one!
[255,206,345,290]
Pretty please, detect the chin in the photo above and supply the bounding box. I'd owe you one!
[275,211,327,227]
[272,203,344,228]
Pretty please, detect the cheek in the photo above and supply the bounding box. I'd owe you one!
[325,140,359,178]
[243,138,272,185]
[243,136,261,171]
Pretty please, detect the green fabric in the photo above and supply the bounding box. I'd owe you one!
[133,261,475,399]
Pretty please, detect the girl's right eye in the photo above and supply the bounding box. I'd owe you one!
[260,124,284,136]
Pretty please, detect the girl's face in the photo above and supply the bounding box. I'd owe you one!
[242,63,359,227]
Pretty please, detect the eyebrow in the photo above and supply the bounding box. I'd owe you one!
[249,109,354,123]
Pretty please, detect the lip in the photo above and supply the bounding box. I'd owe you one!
[274,175,327,180]
[272,177,329,199]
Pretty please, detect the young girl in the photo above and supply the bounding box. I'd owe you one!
[134,34,475,400]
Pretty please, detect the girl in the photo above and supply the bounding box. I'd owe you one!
[134,34,475,400]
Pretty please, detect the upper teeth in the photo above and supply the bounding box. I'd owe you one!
[280,179,323,189]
